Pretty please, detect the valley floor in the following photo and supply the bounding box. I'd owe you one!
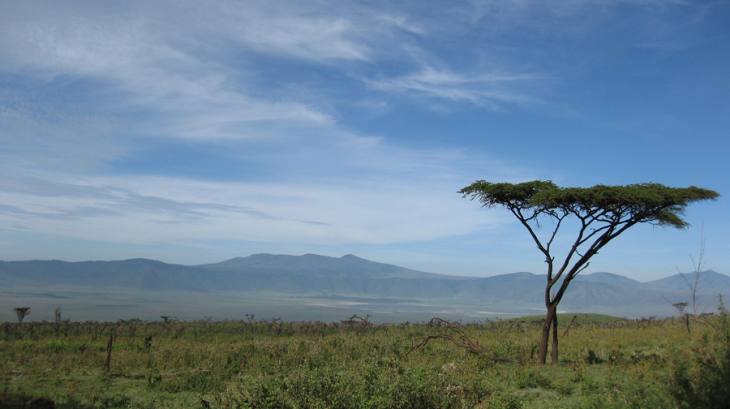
[0,286,675,324]
[1,314,728,409]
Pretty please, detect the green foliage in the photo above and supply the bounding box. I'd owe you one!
[585,349,603,365]
[669,308,730,409]
[220,364,469,409]
[508,314,627,326]
[459,180,718,228]
[487,393,524,409]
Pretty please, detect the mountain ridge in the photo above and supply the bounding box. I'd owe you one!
[2,253,728,282]
[2,254,729,317]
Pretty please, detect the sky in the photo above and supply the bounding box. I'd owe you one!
[0,0,728,280]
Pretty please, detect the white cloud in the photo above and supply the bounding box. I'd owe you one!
[0,169,509,246]
[0,0,538,253]
[0,0,438,144]
[366,67,540,108]
[0,4,332,140]
[0,0,554,142]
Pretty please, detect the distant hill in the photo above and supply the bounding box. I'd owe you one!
[0,258,210,290]
[578,272,641,287]
[645,270,730,293]
[2,254,729,316]
[201,253,437,279]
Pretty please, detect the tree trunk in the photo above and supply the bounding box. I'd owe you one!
[538,304,560,364]
[538,305,555,364]
[104,330,114,372]
[551,309,559,364]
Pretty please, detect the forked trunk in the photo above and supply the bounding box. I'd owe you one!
[538,305,556,364]
[551,309,559,364]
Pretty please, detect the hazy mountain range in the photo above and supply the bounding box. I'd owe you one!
[2,253,729,320]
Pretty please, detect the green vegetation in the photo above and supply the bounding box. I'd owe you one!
[505,313,627,326]
[2,312,728,408]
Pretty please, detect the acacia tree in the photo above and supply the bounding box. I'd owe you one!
[14,307,31,323]
[460,181,718,364]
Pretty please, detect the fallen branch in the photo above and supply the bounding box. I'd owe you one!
[407,317,485,356]
[342,314,372,328]
[562,315,578,337]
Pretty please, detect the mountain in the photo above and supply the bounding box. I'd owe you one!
[0,258,210,290]
[201,253,436,279]
[578,272,641,287]
[2,254,729,318]
[645,270,730,293]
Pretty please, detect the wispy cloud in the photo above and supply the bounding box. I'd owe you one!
[0,4,332,141]
[0,170,510,245]
[0,0,552,143]
[366,67,540,109]
[0,1,435,145]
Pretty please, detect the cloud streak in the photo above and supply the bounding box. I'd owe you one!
[0,172,507,245]
[366,67,540,108]
[2,1,419,145]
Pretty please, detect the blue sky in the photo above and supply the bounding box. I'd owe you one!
[0,0,728,280]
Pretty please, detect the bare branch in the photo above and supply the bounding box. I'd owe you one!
[512,208,551,260]
[407,317,485,356]
[551,219,640,305]
[545,211,568,253]
[549,219,589,289]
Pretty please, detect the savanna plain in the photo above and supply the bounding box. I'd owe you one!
[2,311,729,409]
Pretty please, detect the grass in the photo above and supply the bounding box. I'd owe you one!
[0,314,725,408]
[505,313,628,324]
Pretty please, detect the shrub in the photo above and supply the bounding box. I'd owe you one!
[670,307,730,409]
[215,362,474,409]
[485,393,523,409]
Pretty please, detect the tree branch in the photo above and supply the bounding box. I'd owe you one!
[512,207,559,289]
[545,211,568,254]
[549,217,589,290]
[551,218,640,305]
[512,208,550,259]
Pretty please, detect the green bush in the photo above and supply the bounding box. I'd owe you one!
[670,310,730,409]
[215,363,475,409]
[486,393,523,409]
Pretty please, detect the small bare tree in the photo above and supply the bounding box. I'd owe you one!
[104,328,115,372]
[673,301,688,315]
[14,307,31,323]
[672,302,690,334]
[680,225,706,316]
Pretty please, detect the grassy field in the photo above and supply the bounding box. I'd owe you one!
[1,313,728,409]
